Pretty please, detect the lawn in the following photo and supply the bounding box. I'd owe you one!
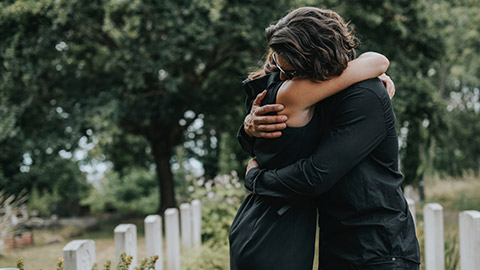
[0,218,150,270]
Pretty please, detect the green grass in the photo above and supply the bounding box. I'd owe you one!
[425,173,480,211]
[0,218,151,270]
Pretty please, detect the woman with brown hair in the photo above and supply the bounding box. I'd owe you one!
[229,7,397,269]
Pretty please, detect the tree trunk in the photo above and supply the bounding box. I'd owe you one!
[150,137,177,214]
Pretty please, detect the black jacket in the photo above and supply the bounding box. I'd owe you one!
[239,78,420,269]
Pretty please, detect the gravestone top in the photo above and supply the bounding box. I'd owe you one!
[63,239,94,250]
[165,208,178,215]
[145,215,160,223]
[425,203,443,211]
[463,210,480,219]
[180,203,190,210]
[114,224,136,233]
[191,200,201,206]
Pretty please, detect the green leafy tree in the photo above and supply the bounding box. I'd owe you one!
[425,0,480,176]
[3,0,479,214]
[0,0,293,212]
[336,0,445,189]
[0,0,92,214]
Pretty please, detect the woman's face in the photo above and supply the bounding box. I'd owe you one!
[273,52,296,81]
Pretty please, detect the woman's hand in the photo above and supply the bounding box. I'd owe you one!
[378,73,395,99]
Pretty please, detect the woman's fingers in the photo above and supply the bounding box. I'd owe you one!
[378,73,395,99]
[385,79,395,99]
[378,73,388,84]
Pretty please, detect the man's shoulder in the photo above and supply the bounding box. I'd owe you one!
[345,78,389,100]
[324,77,390,113]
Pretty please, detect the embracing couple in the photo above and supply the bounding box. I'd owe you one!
[228,7,420,270]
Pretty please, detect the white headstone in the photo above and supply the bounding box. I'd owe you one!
[406,198,416,226]
[63,240,96,270]
[424,203,445,270]
[165,208,181,270]
[180,203,192,249]
[114,224,137,269]
[144,215,163,270]
[191,199,202,246]
[459,210,480,270]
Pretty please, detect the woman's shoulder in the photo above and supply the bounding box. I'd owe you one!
[276,78,314,108]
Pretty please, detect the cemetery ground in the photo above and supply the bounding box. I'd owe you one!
[0,217,153,269]
[0,174,479,270]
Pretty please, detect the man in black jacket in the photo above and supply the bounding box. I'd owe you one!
[238,77,421,269]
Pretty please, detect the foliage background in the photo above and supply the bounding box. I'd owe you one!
[0,1,479,268]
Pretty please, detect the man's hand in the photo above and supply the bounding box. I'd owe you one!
[244,90,288,138]
[245,158,260,194]
[246,158,259,176]
[378,73,395,99]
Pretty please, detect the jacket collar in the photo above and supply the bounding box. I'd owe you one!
[242,72,281,99]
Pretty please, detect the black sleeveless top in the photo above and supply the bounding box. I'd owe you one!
[230,72,319,270]
[251,72,322,169]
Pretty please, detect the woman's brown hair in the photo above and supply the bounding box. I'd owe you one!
[249,7,358,81]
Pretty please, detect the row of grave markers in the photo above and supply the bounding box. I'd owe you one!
[406,199,480,270]
[63,199,202,270]
[62,198,479,270]
[2,197,479,269]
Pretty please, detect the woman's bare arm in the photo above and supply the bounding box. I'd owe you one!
[277,52,389,111]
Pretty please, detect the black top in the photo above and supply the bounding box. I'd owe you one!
[253,72,321,169]
[230,72,318,270]
[239,78,420,268]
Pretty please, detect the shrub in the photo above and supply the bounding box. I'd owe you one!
[180,171,247,268]
[181,243,230,270]
[26,157,91,217]
[81,168,158,215]
[191,171,247,246]
[444,233,460,270]
[16,253,159,270]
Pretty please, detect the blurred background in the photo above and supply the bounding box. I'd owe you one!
[0,0,479,269]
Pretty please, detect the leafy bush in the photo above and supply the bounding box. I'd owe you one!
[180,171,247,269]
[191,172,247,246]
[444,233,460,270]
[181,244,230,270]
[82,168,158,215]
[16,253,159,270]
[26,158,91,217]
[28,187,63,217]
